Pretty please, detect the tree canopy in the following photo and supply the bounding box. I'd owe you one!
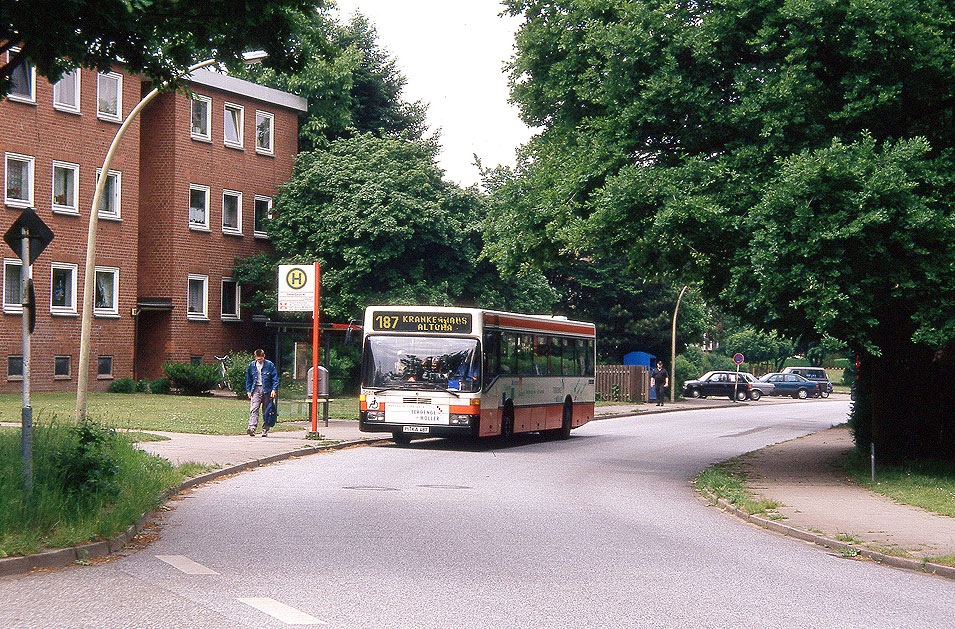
[0,0,325,95]
[498,0,955,459]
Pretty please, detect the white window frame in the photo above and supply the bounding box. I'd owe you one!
[3,259,22,314]
[50,262,78,316]
[255,110,274,155]
[253,195,272,238]
[53,68,81,113]
[94,168,121,220]
[52,160,80,214]
[93,266,120,317]
[189,184,210,230]
[191,94,212,141]
[187,274,209,321]
[53,355,72,379]
[5,153,34,208]
[6,48,35,104]
[222,189,243,235]
[96,72,123,122]
[224,102,244,148]
[221,277,241,321]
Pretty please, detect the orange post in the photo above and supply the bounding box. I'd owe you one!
[310,262,320,432]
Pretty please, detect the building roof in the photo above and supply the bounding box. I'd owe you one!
[187,68,307,112]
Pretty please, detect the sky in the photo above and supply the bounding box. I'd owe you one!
[332,0,535,187]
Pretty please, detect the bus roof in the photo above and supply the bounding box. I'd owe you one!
[363,305,595,337]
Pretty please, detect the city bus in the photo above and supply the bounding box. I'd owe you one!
[359,306,596,443]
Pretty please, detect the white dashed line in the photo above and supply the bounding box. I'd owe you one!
[155,555,219,575]
[238,598,326,625]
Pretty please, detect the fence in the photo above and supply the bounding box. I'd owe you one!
[596,365,649,403]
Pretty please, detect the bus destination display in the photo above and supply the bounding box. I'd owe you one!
[373,311,472,334]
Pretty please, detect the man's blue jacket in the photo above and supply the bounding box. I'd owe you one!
[246,359,279,394]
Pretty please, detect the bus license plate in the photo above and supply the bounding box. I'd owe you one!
[403,426,429,434]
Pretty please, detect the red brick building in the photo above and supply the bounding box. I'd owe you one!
[0,59,305,391]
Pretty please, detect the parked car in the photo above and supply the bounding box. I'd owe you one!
[758,372,823,399]
[782,366,833,397]
[742,372,774,401]
[684,371,757,401]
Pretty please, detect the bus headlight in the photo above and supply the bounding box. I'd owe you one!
[366,411,384,422]
[449,414,472,426]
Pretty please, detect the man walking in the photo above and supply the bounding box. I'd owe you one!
[246,349,279,436]
[650,360,669,407]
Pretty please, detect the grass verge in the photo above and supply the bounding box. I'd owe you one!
[0,393,359,434]
[0,421,215,558]
[695,461,782,516]
[844,450,955,518]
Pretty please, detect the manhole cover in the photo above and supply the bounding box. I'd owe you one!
[343,486,399,491]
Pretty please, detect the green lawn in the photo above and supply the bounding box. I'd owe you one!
[0,392,359,435]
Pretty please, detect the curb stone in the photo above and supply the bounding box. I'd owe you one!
[702,488,955,581]
[0,436,390,578]
[597,401,740,420]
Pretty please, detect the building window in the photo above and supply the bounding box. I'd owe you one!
[94,267,119,316]
[7,49,35,103]
[95,169,121,219]
[97,72,122,121]
[3,259,22,314]
[191,94,211,141]
[54,356,71,379]
[187,274,208,320]
[190,355,203,366]
[221,190,242,234]
[255,110,274,154]
[52,161,80,214]
[50,263,77,315]
[189,185,210,230]
[5,153,34,207]
[97,355,113,378]
[8,356,23,380]
[53,69,81,113]
[221,278,240,320]
[254,195,272,238]
[224,103,244,148]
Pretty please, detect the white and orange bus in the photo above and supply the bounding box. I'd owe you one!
[359,306,596,443]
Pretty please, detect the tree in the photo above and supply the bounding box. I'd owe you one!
[719,328,795,373]
[500,0,955,461]
[0,0,324,95]
[233,10,427,149]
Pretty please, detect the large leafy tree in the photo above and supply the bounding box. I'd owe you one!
[0,0,324,95]
[499,0,955,460]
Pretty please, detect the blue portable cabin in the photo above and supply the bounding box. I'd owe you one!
[623,351,657,400]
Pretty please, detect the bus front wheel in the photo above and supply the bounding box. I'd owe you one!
[501,409,514,440]
[393,432,411,445]
[558,401,573,440]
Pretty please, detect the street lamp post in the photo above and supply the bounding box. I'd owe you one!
[670,285,689,403]
[76,59,218,421]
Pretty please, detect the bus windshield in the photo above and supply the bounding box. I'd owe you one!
[363,336,481,393]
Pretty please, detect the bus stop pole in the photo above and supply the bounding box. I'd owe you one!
[310,262,320,433]
[20,232,32,498]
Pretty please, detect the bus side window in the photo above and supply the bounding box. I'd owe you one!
[483,331,500,382]
[501,333,516,374]
[534,335,549,375]
[584,339,596,377]
[568,339,581,376]
[517,335,534,375]
[551,336,563,375]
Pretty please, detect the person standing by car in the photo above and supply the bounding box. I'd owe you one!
[246,349,279,436]
[650,360,669,406]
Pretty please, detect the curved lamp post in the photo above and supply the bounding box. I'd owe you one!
[670,285,689,403]
[76,58,218,421]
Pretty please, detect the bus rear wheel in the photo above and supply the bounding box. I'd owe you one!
[558,401,573,440]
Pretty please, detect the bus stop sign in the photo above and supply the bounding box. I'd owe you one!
[4,208,54,265]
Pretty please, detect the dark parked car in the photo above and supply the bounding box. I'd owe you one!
[758,372,823,399]
[684,371,756,401]
[782,367,833,397]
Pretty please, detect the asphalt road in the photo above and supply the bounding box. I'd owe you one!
[3,400,955,628]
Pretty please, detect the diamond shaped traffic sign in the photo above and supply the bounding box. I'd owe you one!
[4,208,54,265]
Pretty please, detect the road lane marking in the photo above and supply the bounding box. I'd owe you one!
[155,555,218,575]
[238,598,326,625]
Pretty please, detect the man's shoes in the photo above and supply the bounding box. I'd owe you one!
[247,427,255,437]
[261,430,268,437]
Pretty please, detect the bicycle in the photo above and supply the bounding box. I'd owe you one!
[214,355,231,391]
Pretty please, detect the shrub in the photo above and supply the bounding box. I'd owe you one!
[223,351,254,397]
[136,379,149,393]
[51,421,121,501]
[148,377,170,394]
[162,361,219,395]
[108,377,137,394]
